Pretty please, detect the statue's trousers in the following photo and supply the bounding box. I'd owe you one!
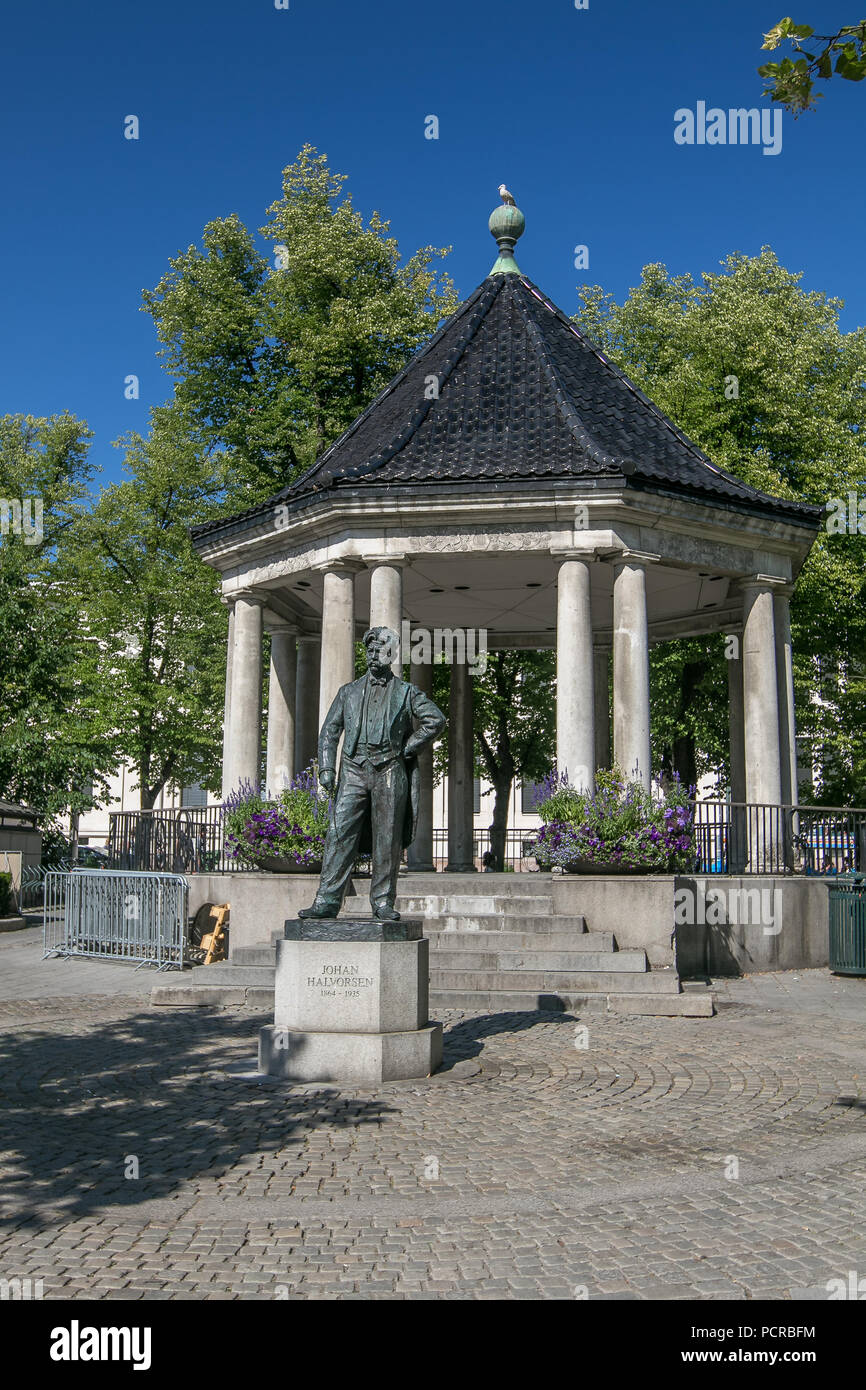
[318,755,409,908]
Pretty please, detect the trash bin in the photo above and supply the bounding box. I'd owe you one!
[829,876,866,975]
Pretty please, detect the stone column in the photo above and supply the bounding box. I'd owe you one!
[220,601,236,801]
[446,660,475,872]
[556,558,595,791]
[742,580,784,870]
[294,636,321,774]
[407,657,435,871]
[319,565,358,729]
[368,560,405,674]
[226,591,264,794]
[593,647,611,773]
[266,625,297,794]
[727,634,747,872]
[742,582,783,807]
[727,639,746,804]
[774,588,798,808]
[613,557,652,791]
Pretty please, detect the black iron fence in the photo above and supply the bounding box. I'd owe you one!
[691,801,866,876]
[108,806,229,875]
[107,801,866,877]
[430,829,539,872]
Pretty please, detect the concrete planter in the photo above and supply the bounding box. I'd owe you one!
[243,853,323,874]
[565,859,657,875]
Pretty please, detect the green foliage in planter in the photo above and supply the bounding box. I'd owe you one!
[533,766,696,872]
[221,769,330,868]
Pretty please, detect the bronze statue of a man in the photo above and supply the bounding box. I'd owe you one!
[299,626,445,921]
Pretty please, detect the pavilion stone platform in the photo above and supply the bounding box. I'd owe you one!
[258,917,442,1084]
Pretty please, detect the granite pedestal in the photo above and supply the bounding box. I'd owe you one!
[258,918,443,1084]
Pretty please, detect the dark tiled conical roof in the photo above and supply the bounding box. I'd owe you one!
[193,271,819,540]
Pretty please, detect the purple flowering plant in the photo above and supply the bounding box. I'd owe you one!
[221,766,330,868]
[532,765,695,871]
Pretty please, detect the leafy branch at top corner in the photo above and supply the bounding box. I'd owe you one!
[758,16,866,115]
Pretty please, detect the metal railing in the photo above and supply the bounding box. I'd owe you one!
[43,869,187,970]
[108,807,228,874]
[430,828,539,871]
[692,801,866,876]
[107,801,866,876]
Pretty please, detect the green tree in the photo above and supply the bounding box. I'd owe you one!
[433,652,556,869]
[142,144,458,503]
[0,413,114,822]
[574,250,866,801]
[759,17,866,113]
[71,407,229,809]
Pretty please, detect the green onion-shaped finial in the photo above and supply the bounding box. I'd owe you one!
[489,185,525,275]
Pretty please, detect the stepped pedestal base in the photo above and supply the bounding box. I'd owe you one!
[258,917,442,1084]
[259,1023,442,1084]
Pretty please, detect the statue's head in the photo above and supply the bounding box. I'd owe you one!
[363,626,399,676]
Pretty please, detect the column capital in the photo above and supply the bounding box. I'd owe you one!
[365,555,410,570]
[737,573,790,594]
[224,587,267,608]
[550,548,603,563]
[612,549,661,569]
[314,559,366,576]
[265,618,298,636]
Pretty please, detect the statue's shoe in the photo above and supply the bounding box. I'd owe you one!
[297,901,340,919]
[373,903,401,921]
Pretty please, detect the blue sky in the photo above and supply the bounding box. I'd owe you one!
[2,0,863,485]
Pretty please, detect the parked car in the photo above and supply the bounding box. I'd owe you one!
[74,845,109,868]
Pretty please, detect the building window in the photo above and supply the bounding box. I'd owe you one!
[181,783,208,809]
[521,780,545,815]
[473,778,481,815]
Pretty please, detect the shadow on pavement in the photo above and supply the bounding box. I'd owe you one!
[0,1006,395,1230]
[439,1008,576,1069]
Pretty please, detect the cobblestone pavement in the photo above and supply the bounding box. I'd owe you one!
[1,939,865,1299]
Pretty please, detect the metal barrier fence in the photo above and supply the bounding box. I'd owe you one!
[20,863,70,911]
[43,869,187,970]
[829,877,866,975]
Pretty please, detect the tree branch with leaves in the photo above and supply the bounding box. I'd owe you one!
[759,17,866,113]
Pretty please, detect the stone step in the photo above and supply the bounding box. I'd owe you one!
[431,929,612,950]
[428,989,713,1017]
[424,915,584,934]
[151,980,274,1008]
[232,930,615,967]
[430,990,612,1015]
[233,946,282,967]
[398,875,552,896]
[152,974,713,1017]
[429,968,680,993]
[607,992,714,1017]
[397,894,553,918]
[430,949,647,972]
[193,964,275,986]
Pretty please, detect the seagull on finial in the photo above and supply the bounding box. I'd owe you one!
[499,184,516,206]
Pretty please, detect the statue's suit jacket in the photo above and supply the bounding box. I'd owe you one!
[318,675,445,850]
